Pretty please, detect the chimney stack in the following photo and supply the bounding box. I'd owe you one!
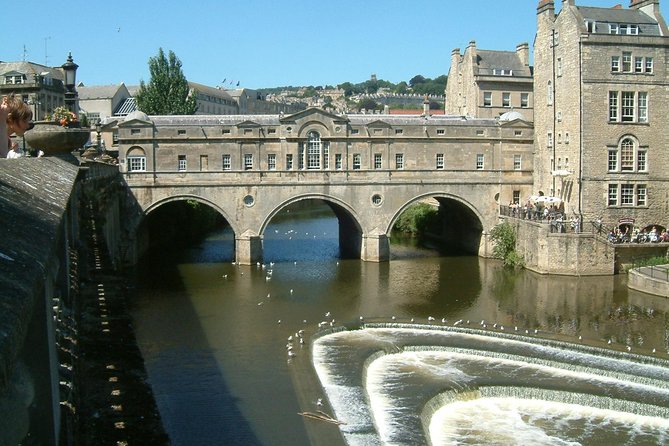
[537,0,555,15]
[516,42,530,67]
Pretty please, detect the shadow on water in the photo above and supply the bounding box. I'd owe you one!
[133,247,262,446]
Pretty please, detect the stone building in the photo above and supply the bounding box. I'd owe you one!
[0,59,70,121]
[534,0,668,231]
[445,41,534,121]
[117,107,534,209]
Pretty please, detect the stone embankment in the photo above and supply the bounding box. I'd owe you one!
[628,264,669,298]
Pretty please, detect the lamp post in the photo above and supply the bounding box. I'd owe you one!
[95,120,102,154]
[61,52,78,113]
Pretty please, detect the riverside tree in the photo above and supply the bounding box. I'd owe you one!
[135,48,198,115]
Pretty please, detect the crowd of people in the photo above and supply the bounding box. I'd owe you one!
[608,226,669,244]
[506,201,580,233]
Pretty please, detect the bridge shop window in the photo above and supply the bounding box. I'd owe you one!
[178,155,187,171]
[476,154,485,170]
[436,153,444,170]
[126,147,146,172]
[395,153,404,170]
[374,154,382,169]
[286,154,294,170]
[222,154,231,171]
[244,153,253,170]
[352,153,361,170]
[268,153,276,170]
[335,154,343,170]
[299,131,329,170]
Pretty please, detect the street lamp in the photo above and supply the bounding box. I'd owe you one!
[95,120,102,154]
[61,52,78,113]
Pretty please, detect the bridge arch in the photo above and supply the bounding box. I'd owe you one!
[144,194,239,234]
[260,193,364,259]
[388,192,486,255]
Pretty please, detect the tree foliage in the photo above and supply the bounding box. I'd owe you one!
[136,48,198,115]
[490,221,524,268]
[355,98,382,112]
[394,203,440,235]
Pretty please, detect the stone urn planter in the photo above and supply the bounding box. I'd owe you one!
[24,121,90,156]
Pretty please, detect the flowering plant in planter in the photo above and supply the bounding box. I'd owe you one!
[46,106,79,127]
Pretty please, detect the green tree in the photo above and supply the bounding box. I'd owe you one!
[490,221,524,268]
[356,98,381,112]
[136,48,198,115]
[409,75,426,87]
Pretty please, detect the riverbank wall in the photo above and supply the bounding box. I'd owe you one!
[0,158,166,445]
[628,265,669,298]
[503,216,615,275]
[503,216,669,276]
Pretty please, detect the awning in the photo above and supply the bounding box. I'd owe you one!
[528,195,561,204]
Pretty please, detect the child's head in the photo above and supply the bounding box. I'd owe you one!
[3,94,33,135]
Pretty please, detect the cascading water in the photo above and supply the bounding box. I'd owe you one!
[311,324,669,446]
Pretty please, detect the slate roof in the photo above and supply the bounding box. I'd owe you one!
[475,50,532,78]
[0,158,79,390]
[0,61,63,81]
[576,6,662,36]
[188,82,235,101]
[77,84,125,100]
[146,112,500,128]
[577,6,660,25]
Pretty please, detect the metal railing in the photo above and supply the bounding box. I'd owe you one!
[499,205,582,233]
[635,264,669,282]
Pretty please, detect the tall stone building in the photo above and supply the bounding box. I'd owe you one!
[534,0,668,230]
[446,41,534,121]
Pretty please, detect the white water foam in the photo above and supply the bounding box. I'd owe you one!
[312,326,669,445]
[430,398,669,446]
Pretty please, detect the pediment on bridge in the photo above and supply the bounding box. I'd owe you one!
[236,120,262,128]
[280,107,348,126]
[499,118,533,128]
[366,120,393,129]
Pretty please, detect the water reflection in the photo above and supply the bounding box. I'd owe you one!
[130,202,669,446]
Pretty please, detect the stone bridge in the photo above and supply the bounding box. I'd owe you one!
[123,169,525,264]
[116,108,535,264]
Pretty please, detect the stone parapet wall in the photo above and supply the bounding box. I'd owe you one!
[504,216,615,275]
[628,266,669,298]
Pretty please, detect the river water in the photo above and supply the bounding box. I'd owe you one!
[130,202,669,446]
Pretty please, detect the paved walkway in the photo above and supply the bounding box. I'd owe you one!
[628,264,669,298]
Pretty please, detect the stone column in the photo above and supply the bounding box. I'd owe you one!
[236,231,263,265]
[361,231,390,262]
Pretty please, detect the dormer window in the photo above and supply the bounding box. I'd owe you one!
[493,69,513,76]
[620,24,639,35]
[585,20,596,33]
[609,23,619,34]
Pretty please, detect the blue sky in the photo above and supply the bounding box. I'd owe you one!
[2,0,666,89]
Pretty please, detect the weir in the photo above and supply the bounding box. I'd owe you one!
[312,324,669,445]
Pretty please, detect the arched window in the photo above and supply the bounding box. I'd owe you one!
[607,136,647,173]
[126,146,146,172]
[307,131,321,169]
[620,138,634,171]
